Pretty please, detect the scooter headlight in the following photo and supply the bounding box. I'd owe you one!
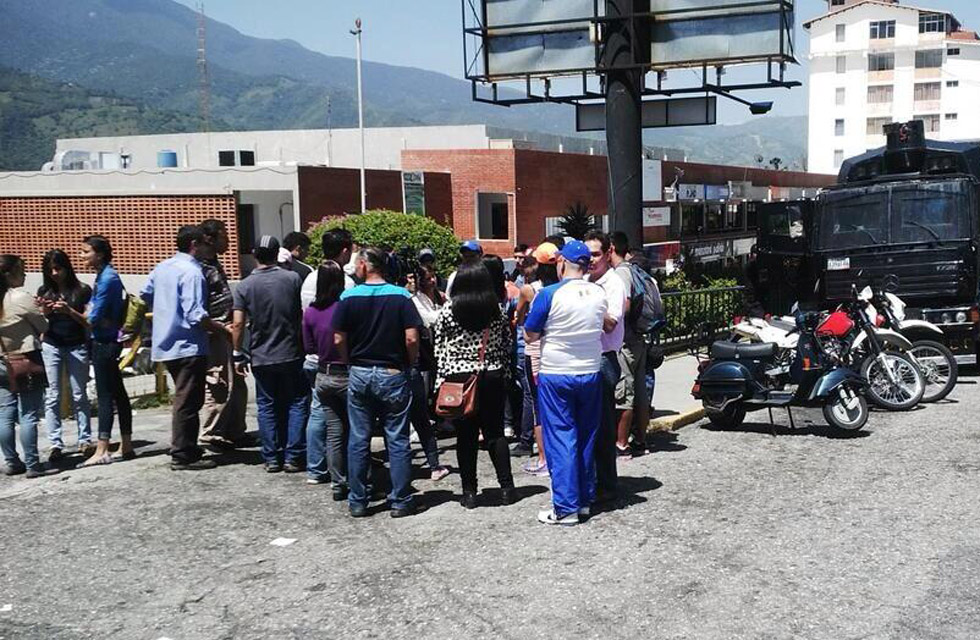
[956,311,968,323]
[942,312,953,324]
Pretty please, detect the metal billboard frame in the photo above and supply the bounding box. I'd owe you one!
[462,0,798,107]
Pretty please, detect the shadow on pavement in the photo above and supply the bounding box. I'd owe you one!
[591,475,663,517]
[645,431,687,453]
[701,420,871,439]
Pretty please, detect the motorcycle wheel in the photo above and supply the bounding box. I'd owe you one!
[822,385,868,431]
[860,351,925,411]
[704,400,746,429]
[908,340,958,403]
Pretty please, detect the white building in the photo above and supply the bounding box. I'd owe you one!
[805,0,980,175]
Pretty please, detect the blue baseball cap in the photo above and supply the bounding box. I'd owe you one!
[460,240,482,253]
[559,240,592,266]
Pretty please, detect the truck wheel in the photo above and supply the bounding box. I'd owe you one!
[909,340,957,403]
[704,400,746,429]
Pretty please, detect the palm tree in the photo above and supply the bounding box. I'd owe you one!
[557,202,597,240]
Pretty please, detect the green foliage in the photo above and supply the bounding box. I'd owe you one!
[557,202,598,240]
[307,210,460,277]
[659,270,743,349]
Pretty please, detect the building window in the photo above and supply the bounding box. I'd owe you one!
[868,52,894,72]
[946,113,958,121]
[914,82,941,101]
[867,117,892,136]
[914,114,941,133]
[831,0,844,5]
[919,12,946,34]
[834,149,845,167]
[835,87,846,105]
[218,150,236,167]
[867,85,894,104]
[476,193,509,240]
[915,49,943,68]
[835,119,845,136]
[947,80,959,88]
[948,48,960,56]
[836,55,847,74]
[836,24,846,42]
[239,150,256,166]
[869,20,895,39]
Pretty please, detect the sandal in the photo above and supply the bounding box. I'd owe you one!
[112,450,138,461]
[76,453,112,469]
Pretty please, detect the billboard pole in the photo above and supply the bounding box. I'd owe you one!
[351,18,366,214]
[604,0,646,249]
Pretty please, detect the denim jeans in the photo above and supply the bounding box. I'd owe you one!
[91,341,132,441]
[0,380,45,470]
[311,367,349,487]
[41,342,92,449]
[347,366,413,510]
[304,360,326,479]
[646,370,656,409]
[253,360,310,465]
[596,351,622,494]
[518,355,536,447]
[409,367,440,469]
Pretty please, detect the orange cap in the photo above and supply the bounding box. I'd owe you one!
[531,242,559,265]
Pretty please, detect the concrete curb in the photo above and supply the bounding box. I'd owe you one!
[647,407,705,433]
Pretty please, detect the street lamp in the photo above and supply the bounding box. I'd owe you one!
[350,17,366,213]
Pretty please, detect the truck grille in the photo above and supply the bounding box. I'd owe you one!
[823,248,967,302]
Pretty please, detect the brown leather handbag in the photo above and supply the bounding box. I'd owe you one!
[434,328,488,419]
[0,340,45,394]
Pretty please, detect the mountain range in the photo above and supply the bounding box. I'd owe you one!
[0,0,808,171]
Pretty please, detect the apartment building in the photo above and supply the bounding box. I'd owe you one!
[805,0,980,175]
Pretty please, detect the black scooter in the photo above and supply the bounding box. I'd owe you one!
[692,311,870,432]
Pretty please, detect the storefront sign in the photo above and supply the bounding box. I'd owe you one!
[704,184,730,200]
[678,183,705,200]
[642,206,671,227]
[690,240,729,261]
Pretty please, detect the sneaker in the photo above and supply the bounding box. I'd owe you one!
[616,445,633,458]
[306,476,329,485]
[430,466,450,482]
[391,502,428,518]
[537,509,579,526]
[629,442,648,457]
[460,491,478,509]
[409,430,420,444]
[503,426,515,439]
[3,463,26,476]
[521,459,549,477]
[283,462,305,473]
[170,459,218,471]
[265,462,283,473]
[349,503,369,518]
[332,484,349,501]
[25,466,60,479]
[578,506,591,517]
[509,443,534,457]
[48,447,64,462]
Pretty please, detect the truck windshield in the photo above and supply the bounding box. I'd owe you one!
[816,179,973,250]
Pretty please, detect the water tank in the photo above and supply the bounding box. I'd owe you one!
[157,150,179,168]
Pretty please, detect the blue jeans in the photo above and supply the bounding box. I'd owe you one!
[41,342,92,449]
[347,366,413,510]
[519,355,536,447]
[253,361,310,465]
[646,370,656,409]
[0,380,45,470]
[309,363,350,486]
[91,341,132,440]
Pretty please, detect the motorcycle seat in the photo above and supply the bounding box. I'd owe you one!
[710,341,776,361]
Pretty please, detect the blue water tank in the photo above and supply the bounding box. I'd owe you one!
[157,150,178,168]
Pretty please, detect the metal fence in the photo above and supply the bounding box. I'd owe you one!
[655,286,745,351]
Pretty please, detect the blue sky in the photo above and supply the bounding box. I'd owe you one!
[175,0,980,122]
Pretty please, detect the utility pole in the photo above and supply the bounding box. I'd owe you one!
[351,18,366,213]
[603,0,647,249]
[196,2,211,133]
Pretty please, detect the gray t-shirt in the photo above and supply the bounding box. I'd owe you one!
[232,266,304,367]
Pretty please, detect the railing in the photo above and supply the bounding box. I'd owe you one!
[655,286,745,351]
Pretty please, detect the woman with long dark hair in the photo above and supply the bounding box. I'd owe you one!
[78,235,133,467]
[513,243,560,476]
[303,261,350,500]
[36,249,93,460]
[433,262,515,508]
[1,255,57,478]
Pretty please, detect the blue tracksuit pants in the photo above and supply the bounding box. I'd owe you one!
[537,372,602,519]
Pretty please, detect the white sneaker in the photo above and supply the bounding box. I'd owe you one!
[503,426,515,438]
[537,509,579,526]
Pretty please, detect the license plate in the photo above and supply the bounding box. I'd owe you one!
[827,257,850,271]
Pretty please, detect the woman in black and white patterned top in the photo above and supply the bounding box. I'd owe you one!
[433,262,515,509]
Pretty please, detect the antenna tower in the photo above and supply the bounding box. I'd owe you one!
[196,2,211,132]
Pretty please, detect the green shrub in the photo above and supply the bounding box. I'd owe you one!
[307,210,460,277]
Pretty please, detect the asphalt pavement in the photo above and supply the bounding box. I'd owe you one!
[2,371,980,639]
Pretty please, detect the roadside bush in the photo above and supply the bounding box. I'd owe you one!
[307,210,459,277]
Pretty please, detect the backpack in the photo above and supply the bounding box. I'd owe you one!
[119,292,148,341]
[625,263,665,335]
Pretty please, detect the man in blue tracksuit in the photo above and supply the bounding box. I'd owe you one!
[524,240,608,525]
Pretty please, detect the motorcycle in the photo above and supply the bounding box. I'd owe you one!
[859,287,957,403]
[692,310,869,433]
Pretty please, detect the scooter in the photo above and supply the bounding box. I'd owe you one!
[692,310,869,433]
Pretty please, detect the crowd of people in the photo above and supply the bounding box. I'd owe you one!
[0,221,663,525]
